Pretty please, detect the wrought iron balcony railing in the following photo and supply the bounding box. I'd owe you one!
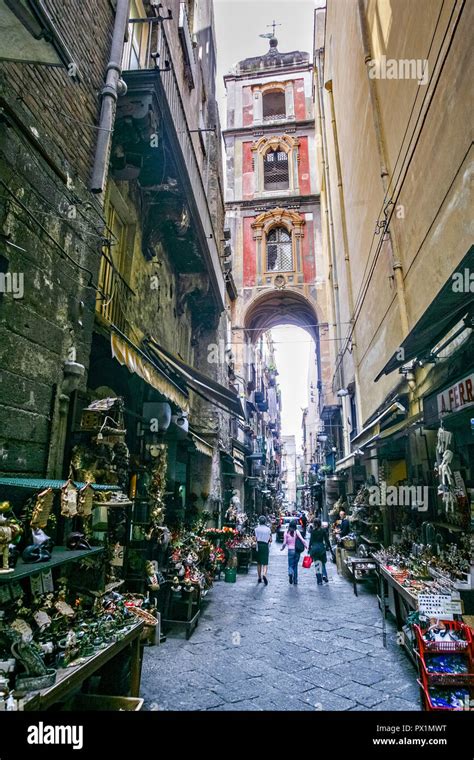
[95,253,134,334]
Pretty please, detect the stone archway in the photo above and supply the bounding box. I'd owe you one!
[233,288,330,404]
[243,288,324,342]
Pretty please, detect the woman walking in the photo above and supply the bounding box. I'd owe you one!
[255,515,272,585]
[308,518,331,585]
[280,519,307,585]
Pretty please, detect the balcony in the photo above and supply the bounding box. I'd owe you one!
[113,17,224,313]
[95,253,134,335]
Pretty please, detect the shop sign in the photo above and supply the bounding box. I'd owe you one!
[437,373,474,416]
[418,593,463,620]
[232,447,245,465]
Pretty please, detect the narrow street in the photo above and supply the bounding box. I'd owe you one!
[141,545,420,711]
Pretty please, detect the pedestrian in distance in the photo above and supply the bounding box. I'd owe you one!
[255,515,272,585]
[280,519,308,585]
[300,511,308,538]
[308,518,331,585]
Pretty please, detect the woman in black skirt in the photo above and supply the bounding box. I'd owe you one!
[254,515,272,585]
[308,518,331,585]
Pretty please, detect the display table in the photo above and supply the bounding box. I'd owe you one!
[236,548,252,574]
[162,586,201,640]
[344,557,378,597]
[23,620,144,710]
[376,564,418,662]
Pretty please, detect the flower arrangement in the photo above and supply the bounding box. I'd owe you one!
[209,547,225,564]
[204,527,238,540]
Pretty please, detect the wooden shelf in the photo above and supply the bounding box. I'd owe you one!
[24,620,144,710]
[432,521,465,533]
[0,478,120,491]
[0,547,104,583]
[93,500,133,507]
[359,535,382,545]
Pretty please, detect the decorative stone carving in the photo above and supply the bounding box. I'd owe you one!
[251,207,305,240]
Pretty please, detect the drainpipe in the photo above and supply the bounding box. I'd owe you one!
[357,0,409,336]
[90,0,131,193]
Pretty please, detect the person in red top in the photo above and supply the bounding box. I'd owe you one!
[280,519,308,585]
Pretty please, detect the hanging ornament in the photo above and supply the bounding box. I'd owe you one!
[61,480,78,518]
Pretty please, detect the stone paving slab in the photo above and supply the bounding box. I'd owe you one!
[141,542,421,711]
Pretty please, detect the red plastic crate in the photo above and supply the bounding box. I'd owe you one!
[416,649,474,687]
[414,621,473,654]
[418,680,472,712]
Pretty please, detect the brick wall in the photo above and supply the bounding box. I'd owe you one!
[0,1,115,477]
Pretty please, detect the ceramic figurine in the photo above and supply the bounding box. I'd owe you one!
[0,515,22,573]
[145,561,160,591]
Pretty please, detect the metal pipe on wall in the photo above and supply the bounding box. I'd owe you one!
[90,0,131,194]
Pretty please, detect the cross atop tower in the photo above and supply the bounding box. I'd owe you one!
[267,19,281,37]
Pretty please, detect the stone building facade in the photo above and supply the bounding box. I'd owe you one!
[314,1,473,511]
[0,1,238,529]
[0,0,115,478]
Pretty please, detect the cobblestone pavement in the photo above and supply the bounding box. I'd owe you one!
[141,542,421,711]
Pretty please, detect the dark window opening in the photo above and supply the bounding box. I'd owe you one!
[266,226,292,272]
[263,149,289,190]
[262,90,286,121]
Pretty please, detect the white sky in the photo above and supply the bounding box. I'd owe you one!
[214,0,318,449]
[271,326,314,450]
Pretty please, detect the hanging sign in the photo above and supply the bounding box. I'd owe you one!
[437,373,474,416]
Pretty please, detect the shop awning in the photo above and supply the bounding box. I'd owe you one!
[335,453,358,472]
[144,336,246,419]
[375,248,474,381]
[111,332,189,411]
[351,401,407,448]
[189,432,214,458]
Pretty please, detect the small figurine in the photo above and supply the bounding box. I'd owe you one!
[145,561,160,592]
[0,514,22,574]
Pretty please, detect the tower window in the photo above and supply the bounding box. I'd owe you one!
[262,90,286,121]
[266,226,292,271]
[263,149,289,190]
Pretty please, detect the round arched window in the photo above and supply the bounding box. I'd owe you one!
[266,226,292,271]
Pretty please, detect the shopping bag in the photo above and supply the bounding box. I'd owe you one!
[302,555,312,568]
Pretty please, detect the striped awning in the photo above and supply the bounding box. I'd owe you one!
[190,432,214,458]
[111,332,189,411]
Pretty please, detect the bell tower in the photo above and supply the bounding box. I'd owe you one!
[223,34,332,401]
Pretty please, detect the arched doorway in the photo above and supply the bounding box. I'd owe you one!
[235,289,328,517]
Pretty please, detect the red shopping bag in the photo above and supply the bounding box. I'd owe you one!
[302,555,312,568]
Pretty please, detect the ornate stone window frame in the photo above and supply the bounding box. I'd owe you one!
[251,208,305,278]
[251,134,300,195]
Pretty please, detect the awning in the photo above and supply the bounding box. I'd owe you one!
[375,247,474,381]
[189,432,214,458]
[335,453,357,472]
[351,401,407,448]
[145,336,246,419]
[111,332,189,411]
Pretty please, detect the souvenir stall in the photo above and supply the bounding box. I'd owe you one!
[0,485,145,711]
